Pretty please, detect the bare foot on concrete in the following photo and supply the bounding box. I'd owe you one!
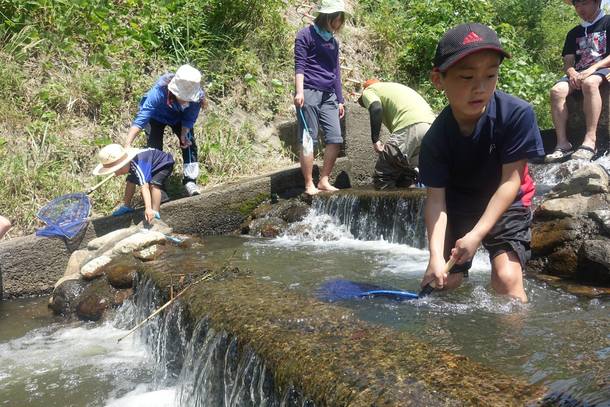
[317,182,339,192]
[304,185,320,195]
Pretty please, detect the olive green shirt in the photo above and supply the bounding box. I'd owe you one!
[361,82,435,133]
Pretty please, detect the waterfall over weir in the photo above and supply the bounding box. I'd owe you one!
[128,276,310,407]
[312,189,426,247]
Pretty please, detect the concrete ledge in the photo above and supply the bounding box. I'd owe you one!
[0,161,352,299]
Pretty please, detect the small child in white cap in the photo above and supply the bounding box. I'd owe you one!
[93,144,174,223]
[124,64,205,197]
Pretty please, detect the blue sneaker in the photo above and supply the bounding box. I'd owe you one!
[112,205,135,216]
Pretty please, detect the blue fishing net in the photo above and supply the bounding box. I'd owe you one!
[36,192,91,239]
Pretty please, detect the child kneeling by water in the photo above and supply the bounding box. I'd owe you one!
[418,23,545,303]
[93,144,174,223]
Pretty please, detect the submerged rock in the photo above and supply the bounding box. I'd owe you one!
[248,216,287,238]
[76,279,117,321]
[104,256,140,289]
[49,279,89,316]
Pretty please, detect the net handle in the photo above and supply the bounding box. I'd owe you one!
[86,174,115,195]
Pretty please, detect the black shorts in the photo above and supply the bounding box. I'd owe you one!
[444,206,532,276]
[150,164,174,188]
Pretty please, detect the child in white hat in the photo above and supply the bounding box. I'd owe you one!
[124,64,205,197]
[93,144,175,222]
[294,0,350,195]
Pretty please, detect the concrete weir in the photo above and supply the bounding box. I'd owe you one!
[143,265,545,406]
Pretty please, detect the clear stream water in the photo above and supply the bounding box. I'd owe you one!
[1,160,609,406]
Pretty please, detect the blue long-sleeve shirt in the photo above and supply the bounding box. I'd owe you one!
[294,25,344,103]
[132,73,203,130]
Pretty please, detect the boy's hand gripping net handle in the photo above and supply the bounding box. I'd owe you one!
[418,258,457,298]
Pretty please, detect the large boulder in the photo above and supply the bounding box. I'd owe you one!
[547,164,609,199]
[112,231,167,255]
[578,239,610,284]
[535,193,608,219]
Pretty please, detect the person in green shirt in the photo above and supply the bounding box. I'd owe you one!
[358,80,436,189]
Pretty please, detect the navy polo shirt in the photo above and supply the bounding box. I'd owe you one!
[127,148,175,186]
[419,91,544,216]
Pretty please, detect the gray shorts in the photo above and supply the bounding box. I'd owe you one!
[297,88,343,145]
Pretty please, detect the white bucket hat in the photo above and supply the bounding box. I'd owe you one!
[92,144,140,176]
[314,0,351,18]
[168,64,203,103]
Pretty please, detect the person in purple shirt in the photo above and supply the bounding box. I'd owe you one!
[93,144,174,223]
[125,64,205,197]
[294,0,349,195]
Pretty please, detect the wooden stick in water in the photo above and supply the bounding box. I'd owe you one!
[117,273,213,343]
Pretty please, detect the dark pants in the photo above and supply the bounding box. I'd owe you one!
[146,119,199,184]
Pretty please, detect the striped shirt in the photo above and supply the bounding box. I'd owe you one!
[126,148,174,186]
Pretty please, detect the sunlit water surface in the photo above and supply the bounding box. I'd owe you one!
[1,158,609,406]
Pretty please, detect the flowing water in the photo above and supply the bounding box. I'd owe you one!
[1,159,609,406]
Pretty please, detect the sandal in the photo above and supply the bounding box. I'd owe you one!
[545,144,573,163]
[570,145,596,161]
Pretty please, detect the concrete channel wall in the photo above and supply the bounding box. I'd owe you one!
[0,103,378,299]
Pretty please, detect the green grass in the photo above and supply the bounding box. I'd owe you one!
[0,0,583,236]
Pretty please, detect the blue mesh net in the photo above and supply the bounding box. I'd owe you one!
[36,192,91,239]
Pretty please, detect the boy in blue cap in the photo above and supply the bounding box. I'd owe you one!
[418,23,545,302]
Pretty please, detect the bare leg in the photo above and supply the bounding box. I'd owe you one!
[443,272,464,290]
[550,81,573,150]
[300,150,319,195]
[581,75,603,150]
[150,185,162,212]
[0,215,11,239]
[491,251,527,303]
[124,181,136,207]
[318,144,340,192]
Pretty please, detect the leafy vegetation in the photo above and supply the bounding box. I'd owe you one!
[356,0,577,127]
[0,0,585,236]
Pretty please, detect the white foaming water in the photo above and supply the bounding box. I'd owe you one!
[533,154,610,189]
[0,316,155,406]
[105,386,177,407]
[267,209,491,277]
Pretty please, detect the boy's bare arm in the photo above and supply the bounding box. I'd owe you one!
[140,183,155,222]
[422,187,450,288]
[124,125,141,147]
[453,159,526,263]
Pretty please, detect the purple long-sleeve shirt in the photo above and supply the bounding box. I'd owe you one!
[294,25,344,103]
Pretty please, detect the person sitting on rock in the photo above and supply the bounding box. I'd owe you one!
[124,64,205,196]
[419,23,545,303]
[546,0,610,163]
[0,215,11,240]
[93,144,174,223]
[358,79,436,190]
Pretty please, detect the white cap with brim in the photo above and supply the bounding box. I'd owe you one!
[168,64,204,103]
[93,144,141,176]
[313,0,351,18]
